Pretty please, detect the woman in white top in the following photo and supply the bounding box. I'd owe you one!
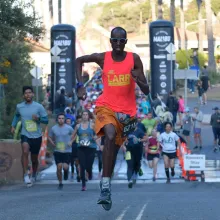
[158,122,181,183]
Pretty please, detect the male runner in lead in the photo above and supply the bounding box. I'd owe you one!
[76,27,149,208]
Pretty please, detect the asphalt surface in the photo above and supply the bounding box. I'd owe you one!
[1,182,220,220]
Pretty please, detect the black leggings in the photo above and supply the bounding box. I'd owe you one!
[126,148,142,181]
[78,147,96,186]
[97,150,103,173]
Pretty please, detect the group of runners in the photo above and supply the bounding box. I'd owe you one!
[10,27,185,210]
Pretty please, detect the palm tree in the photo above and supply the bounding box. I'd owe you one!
[150,0,156,21]
[197,0,203,52]
[180,0,185,49]
[158,0,163,19]
[170,0,175,25]
[205,0,216,71]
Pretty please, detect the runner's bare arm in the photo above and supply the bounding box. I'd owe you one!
[71,124,80,140]
[75,53,105,84]
[132,53,150,95]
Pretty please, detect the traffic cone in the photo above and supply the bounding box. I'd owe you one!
[189,170,196,181]
[39,126,48,166]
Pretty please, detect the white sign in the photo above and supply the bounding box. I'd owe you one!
[32,78,42,86]
[174,70,198,80]
[184,154,206,171]
[165,43,176,54]
[51,56,60,63]
[50,45,62,56]
[30,66,42,79]
[167,54,176,60]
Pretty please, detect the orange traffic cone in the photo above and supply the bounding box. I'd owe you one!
[39,126,48,166]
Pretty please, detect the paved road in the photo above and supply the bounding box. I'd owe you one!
[1,183,220,220]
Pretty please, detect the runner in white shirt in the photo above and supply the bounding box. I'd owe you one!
[158,122,181,183]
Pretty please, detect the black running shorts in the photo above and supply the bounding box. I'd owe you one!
[21,135,42,155]
[54,152,71,165]
[162,151,176,159]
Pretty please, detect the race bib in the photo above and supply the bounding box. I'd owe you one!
[125,151,131,160]
[57,142,65,151]
[122,118,137,137]
[25,120,37,132]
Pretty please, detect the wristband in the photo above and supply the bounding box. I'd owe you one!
[76,82,84,89]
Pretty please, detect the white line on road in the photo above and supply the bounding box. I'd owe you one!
[115,206,130,220]
[135,203,149,220]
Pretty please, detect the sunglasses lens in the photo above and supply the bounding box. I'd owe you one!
[112,38,118,43]
[120,39,126,43]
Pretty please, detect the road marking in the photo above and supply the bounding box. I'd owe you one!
[115,206,130,220]
[135,203,148,220]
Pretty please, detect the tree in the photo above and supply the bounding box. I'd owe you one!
[204,0,216,71]
[0,0,44,138]
[197,0,203,52]
[170,0,175,25]
[179,0,185,49]
[157,0,163,19]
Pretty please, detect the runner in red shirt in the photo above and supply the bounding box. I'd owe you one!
[76,27,149,208]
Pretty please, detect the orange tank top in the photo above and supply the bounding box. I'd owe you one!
[95,51,136,116]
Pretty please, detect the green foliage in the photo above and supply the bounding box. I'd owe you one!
[211,0,220,15]
[176,49,208,69]
[0,0,44,138]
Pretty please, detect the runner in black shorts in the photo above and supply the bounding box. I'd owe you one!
[158,122,181,183]
[66,116,81,182]
[11,86,48,186]
[48,113,74,190]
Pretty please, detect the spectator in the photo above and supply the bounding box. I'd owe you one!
[197,80,204,105]
[200,66,210,105]
[182,107,192,147]
[166,92,179,127]
[140,96,151,115]
[210,107,220,152]
[192,107,203,150]
[177,95,184,129]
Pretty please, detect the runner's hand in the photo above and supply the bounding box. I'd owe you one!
[68,141,72,147]
[77,87,87,100]
[11,127,15,134]
[32,114,39,122]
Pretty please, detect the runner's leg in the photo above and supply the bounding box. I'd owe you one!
[152,157,159,179]
[78,148,86,190]
[163,154,170,183]
[86,148,96,180]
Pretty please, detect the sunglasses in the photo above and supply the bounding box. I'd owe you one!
[110,38,127,44]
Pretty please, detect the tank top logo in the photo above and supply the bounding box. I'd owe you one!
[107,70,131,86]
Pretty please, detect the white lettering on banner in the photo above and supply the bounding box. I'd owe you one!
[54,40,71,46]
[153,36,171,42]
[184,154,206,171]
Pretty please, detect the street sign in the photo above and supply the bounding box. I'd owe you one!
[0,74,8,84]
[174,70,198,80]
[167,54,176,61]
[165,43,176,54]
[32,78,42,86]
[30,66,42,79]
[51,56,60,63]
[184,154,206,171]
[50,45,62,56]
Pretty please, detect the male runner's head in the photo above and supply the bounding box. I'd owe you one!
[82,110,89,122]
[57,113,65,126]
[110,27,127,54]
[23,86,34,103]
[164,122,172,133]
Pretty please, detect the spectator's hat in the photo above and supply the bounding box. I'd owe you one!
[213,107,219,110]
[184,107,190,112]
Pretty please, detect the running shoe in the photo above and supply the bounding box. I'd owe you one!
[58,183,63,190]
[138,168,143,176]
[32,173,37,183]
[128,180,133,189]
[81,186,86,191]
[171,170,175,177]
[193,146,198,149]
[152,177,156,182]
[77,175,81,182]
[24,174,31,184]
[97,188,111,204]
[214,147,218,152]
[166,178,171,184]
[63,170,69,181]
